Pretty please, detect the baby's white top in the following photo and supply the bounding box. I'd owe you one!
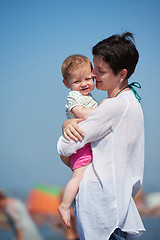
[65,91,98,119]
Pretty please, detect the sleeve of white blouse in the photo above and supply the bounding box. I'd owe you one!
[57,97,128,156]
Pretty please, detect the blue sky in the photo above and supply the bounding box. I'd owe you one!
[0,0,160,195]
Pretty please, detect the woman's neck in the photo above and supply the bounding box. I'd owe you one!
[108,81,129,98]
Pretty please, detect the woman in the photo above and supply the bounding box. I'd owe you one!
[57,32,145,240]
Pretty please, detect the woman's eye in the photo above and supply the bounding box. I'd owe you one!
[99,70,105,74]
[98,68,105,74]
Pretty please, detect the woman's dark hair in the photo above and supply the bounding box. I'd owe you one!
[92,32,139,79]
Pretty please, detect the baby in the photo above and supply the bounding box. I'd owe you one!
[58,54,98,228]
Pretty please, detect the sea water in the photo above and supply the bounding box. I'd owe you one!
[138,217,160,240]
[0,218,160,240]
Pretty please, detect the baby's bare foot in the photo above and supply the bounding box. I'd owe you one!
[58,203,71,228]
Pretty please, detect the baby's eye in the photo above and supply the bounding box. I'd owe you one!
[86,78,92,81]
[74,80,79,83]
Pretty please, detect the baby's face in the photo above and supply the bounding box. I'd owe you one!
[66,63,95,95]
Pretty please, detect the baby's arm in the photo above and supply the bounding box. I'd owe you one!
[71,105,97,118]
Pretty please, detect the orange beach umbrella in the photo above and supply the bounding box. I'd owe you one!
[27,184,62,214]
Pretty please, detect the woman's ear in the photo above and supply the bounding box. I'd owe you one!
[63,79,70,88]
[119,69,127,80]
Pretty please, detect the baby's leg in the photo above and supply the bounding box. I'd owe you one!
[58,165,88,228]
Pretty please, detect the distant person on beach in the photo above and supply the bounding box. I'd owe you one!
[58,54,99,229]
[0,190,44,240]
[57,32,145,240]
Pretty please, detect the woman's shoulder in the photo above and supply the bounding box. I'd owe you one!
[102,92,130,105]
[94,92,131,117]
[107,90,137,105]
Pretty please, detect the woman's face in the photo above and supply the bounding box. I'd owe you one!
[92,55,121,92]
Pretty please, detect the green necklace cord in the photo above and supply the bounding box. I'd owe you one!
[128,82,141,101]
[114,82,142,102]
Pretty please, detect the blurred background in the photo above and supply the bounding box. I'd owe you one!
[0,0,160,239]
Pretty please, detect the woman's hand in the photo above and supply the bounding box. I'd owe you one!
[60,155,71,168]
[62,118,86,142]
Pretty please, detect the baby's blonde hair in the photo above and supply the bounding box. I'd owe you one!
[61,54,93,80]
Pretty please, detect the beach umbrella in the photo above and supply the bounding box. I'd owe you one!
[27,184,62,214]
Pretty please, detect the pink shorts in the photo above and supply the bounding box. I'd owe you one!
[70,143,93,170]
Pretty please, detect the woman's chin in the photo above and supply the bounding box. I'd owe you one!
[96,84,103,90]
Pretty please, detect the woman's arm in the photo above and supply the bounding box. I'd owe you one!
[71,105,97,118]
[60,118,85,168]
[58,98,127,156]
[60,155,71,168]
[62,118,86,142]
[63,102,104,141]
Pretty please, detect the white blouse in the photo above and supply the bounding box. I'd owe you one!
[57,90,145,240]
